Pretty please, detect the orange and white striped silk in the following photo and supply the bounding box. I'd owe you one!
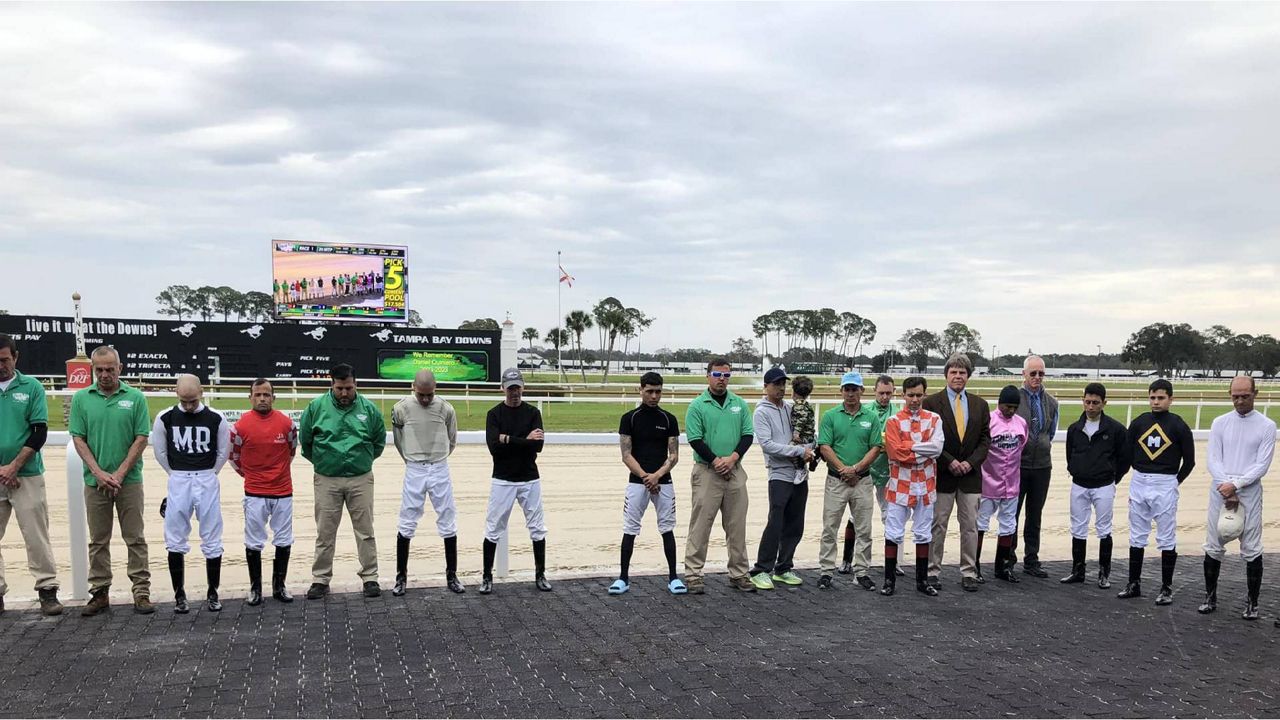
[883,407,944,508]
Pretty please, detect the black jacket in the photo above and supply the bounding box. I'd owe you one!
[1065,412,1130,489]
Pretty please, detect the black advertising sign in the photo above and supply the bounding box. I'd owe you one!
[0,315,500,383]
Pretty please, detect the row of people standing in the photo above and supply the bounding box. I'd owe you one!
[0,330,558,616]
[609,353,1275,623]
[0,331,1272,622]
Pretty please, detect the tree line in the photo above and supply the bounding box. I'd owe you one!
[1121,323,1280,378]
[136,288,1279,378]
[521,297,654,382]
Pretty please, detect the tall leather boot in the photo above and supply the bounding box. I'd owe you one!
[1061,537,1087,583]
[206,556,223,611]
[272,545,294,602]
[246,549,263,606]
[1244,557,1262,620]
[1198,555,1221,614]
[169,551,188,613]
[881,541,897,596]
[839,522,855,574]
[994,540,1019,583]
[1098,535,1113,588]
[915,543,937,596]
[533,539,551,591]
[480,539,497,594]
[975,531,985,583]
[444,535,464,593]
[1155,550,1177,605]
[1118,547,1144,598]
[393,533,410,596]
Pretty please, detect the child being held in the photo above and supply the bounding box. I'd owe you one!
[790,375,820,472]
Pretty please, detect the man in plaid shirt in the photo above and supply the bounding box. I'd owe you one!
[880,376,945,597]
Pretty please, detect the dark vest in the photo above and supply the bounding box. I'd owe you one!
[160,406,223,471]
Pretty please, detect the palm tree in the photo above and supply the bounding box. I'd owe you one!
[752,314,773,360]
[592,297,628,383]
[521,327,539,350]
[564,310,593,381]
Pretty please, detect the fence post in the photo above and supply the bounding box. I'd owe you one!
[65,439,89,601]
[1125,402,1134,425]
[1195,403,1204,430]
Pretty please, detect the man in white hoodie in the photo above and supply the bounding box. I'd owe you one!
[748,367,815,590]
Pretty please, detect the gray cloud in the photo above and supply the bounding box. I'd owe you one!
[2,3,1278,355]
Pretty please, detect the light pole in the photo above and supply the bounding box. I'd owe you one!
[1096,344,1102,379]
[991,344,997,373]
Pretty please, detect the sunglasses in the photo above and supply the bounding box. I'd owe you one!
[1027,371,1046,377]
[709,371,732,379]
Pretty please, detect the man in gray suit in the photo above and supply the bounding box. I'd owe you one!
[922,353,991,593]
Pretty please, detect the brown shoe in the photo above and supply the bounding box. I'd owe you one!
[38,588,64,616]
[81,589,111,616]
[686,578,705,595]
[133,595,156,615]
[729,575,758,593]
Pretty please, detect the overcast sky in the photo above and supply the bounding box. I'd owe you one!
[3,3,1278,356]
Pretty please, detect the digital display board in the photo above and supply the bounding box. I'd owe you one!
[271,239,408,323]
[0,315,501,383]
[377,350,489,382]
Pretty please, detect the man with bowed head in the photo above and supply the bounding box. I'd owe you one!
[230,379,298,604]
[1199,376,1275,621]
[880,376,945,597]
[300,363,387,600]
[923,353,991,593]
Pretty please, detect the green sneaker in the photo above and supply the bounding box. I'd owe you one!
[771,571,803,586]
[750,572,775,590]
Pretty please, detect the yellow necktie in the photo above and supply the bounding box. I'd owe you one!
[954,394,966,443]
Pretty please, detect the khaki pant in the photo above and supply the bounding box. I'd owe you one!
[819,474,875,576]
[312,472,379,584]
[684,463,750,581]
[84,483,151,597]
[930,490,980,580]
[0,474,59,596]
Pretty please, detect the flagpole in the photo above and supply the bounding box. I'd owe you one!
[557,250,565,382]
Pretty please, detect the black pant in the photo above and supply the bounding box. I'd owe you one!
[752,480,809,575]
[1014,467,1052,565]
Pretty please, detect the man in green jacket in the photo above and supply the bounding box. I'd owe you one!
[300,363,386,599]
[683,358,755,594]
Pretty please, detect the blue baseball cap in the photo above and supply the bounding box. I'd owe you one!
[763,367,789,384]
[840,371,864,388]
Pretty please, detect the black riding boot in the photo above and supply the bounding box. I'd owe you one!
[246,548,263,606]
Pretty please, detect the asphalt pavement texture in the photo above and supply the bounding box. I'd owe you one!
[2,554,1278,718]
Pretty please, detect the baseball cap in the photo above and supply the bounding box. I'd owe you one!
[840,371,864,388]
[500,368,525,389]
[763,367,788,385]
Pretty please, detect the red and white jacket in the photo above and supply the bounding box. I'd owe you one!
[883,407,946,507]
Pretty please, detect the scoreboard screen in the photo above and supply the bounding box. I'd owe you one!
[376,350,489,382]
[271,240,408,323]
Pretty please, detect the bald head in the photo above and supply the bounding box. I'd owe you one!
[90,345,122,392]
[1230,375,1257,416]
[176,374,203,412]
[413,370,437,407]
